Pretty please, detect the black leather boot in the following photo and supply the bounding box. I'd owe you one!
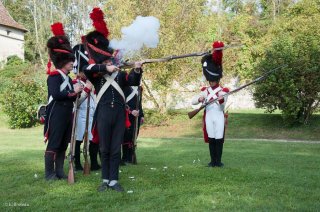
[89,142,101,170]
[44,151,58,181]
[75,141,83,171]
[208,138,215,167]
[216,139,224,167]
[55,151,67,179]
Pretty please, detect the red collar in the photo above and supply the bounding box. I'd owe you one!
[211,84,220,89]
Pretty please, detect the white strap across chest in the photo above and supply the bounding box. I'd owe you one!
[126,86,138,103]
[95,71,125,105]
[56,69,72,91]
[205,86,222,103]
[47,70,72,105]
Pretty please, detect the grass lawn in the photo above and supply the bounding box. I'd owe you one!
[140,109,320,141]
[0,127,320,211]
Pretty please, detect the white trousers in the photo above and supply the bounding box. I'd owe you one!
[205,109,225,139]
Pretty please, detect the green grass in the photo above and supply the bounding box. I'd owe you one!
[141,109,320,141]
[0,109,319,211]
[1,128,320,211]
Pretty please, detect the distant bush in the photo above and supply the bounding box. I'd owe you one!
[253,1,320,125]
[0,60,47,129]
[143,109,170,126]
[0,56,28,93]
[0,75,46,128]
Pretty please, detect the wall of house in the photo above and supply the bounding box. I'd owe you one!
[0,25,25,62]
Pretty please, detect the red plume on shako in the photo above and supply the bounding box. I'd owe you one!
[201,40,225,82]
[46,22,75,74]
[84,7,113,64]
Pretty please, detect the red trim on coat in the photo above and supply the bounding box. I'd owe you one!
[67,92,77,97]
[91,122,99,144]
[222,87,229,93]
[48,70,60,76]
[125,109,131,128]
[84,87,91,93]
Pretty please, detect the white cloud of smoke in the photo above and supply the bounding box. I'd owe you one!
[110,16,160,58]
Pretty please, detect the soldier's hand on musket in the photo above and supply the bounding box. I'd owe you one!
[140,117,144,125]
[198,97,205,103]
[74,83,83,93]
[106,65,119,73]
[131,110,139,117]
[85,80,93,91]
[218,96,224,101]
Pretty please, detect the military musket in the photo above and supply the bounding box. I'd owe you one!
[119,44,243,69]
[131,86,141,164]
[187,64,288,119]
[82,91,91,175]
[68,46,82,184]
[68,95,79,184]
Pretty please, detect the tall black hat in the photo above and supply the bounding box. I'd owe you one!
[201,41,224,82]
[73,43,89,73]
[46,22,75,72]
[85,8,113,64]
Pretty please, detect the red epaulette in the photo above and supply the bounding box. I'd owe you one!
[222,87,230,93]
[200,87,207,91]
[48,70,60,76]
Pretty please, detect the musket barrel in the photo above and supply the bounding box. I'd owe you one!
[187,64,287,119]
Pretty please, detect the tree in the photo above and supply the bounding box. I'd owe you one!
[253,0,320,125]
[105,0,212,113]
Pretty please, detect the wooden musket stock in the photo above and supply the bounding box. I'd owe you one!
[83,92,91,175]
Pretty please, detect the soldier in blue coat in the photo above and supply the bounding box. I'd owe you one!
[83,8,142,192]
[44,22,83,180]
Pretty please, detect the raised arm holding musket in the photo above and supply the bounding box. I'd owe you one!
[43,23,83,181]
[82,8,142,192]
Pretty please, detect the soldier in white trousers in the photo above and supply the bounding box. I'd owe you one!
[192,41,229,167]
[73,44,101,171]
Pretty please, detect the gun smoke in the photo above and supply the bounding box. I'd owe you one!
[110,16,160,58]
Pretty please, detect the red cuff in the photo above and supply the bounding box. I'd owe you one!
[218,98,225,104]
[67,92,77,97]
[84,87,91,94]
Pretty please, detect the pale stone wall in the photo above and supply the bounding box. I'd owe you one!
[143,77,256,110]
[0,25,25,62]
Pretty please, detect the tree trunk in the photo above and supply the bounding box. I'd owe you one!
[142,78,160,109]
[32,0,45,67]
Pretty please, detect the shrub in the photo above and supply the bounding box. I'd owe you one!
[253,1,320,125]
[0,75,46,129]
